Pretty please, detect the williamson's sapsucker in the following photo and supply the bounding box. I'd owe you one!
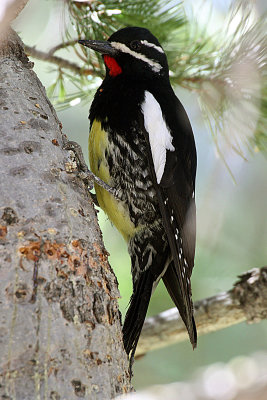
[79,27,197,360]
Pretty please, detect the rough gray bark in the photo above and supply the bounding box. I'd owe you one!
[137,267,267,356]
[0,29,131,400]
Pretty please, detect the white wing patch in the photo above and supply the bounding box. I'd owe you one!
[141,91,175,184]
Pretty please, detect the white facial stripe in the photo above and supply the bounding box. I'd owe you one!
[141,40,164,53]
[141,91,175,184]
[110,42,162,73]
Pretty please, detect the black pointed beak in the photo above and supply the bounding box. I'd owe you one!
[78,40,117,56]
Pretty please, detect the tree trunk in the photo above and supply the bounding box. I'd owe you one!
[0,29,131,400]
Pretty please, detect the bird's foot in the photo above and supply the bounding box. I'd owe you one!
[63,140,117,201]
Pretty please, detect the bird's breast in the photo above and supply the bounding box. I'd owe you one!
[89,119,160,242]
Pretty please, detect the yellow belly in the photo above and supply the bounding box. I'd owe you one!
[89,120,137,242]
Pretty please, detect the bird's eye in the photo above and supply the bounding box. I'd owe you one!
[130,40,141,51]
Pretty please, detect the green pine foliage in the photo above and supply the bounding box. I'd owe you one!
[44,0,266,156]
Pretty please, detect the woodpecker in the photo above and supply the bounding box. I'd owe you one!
[79,27,197,359]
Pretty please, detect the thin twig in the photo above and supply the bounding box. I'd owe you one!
[48,40,78,55]
[136,267,267,356]
[24,45,95,76]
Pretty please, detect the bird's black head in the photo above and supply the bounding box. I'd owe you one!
[79,27,169,81]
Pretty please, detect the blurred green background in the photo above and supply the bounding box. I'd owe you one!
[14,0,267,391]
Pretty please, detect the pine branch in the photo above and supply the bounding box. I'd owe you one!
[48,40,78,55]
[23,0,266,154]
[194,2,267,158]
[24,45,94,76]
[65,0,267,155]
[136,267,267,357]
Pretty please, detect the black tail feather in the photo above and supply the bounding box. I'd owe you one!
[163,262,197,348]
[123,269,154,357]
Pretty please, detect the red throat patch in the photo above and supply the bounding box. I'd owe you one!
[103,55,122,77]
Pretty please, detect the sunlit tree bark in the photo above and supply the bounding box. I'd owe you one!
[0,28,131,400]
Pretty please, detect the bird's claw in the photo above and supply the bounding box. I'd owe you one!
[63,140,118,200]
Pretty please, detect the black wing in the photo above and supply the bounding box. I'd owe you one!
[142,90,197,348]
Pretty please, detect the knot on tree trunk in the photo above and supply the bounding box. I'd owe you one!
[0,28,31,66]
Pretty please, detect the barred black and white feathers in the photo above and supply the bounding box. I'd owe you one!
[81,26,197,360]
[140,86,197,349]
